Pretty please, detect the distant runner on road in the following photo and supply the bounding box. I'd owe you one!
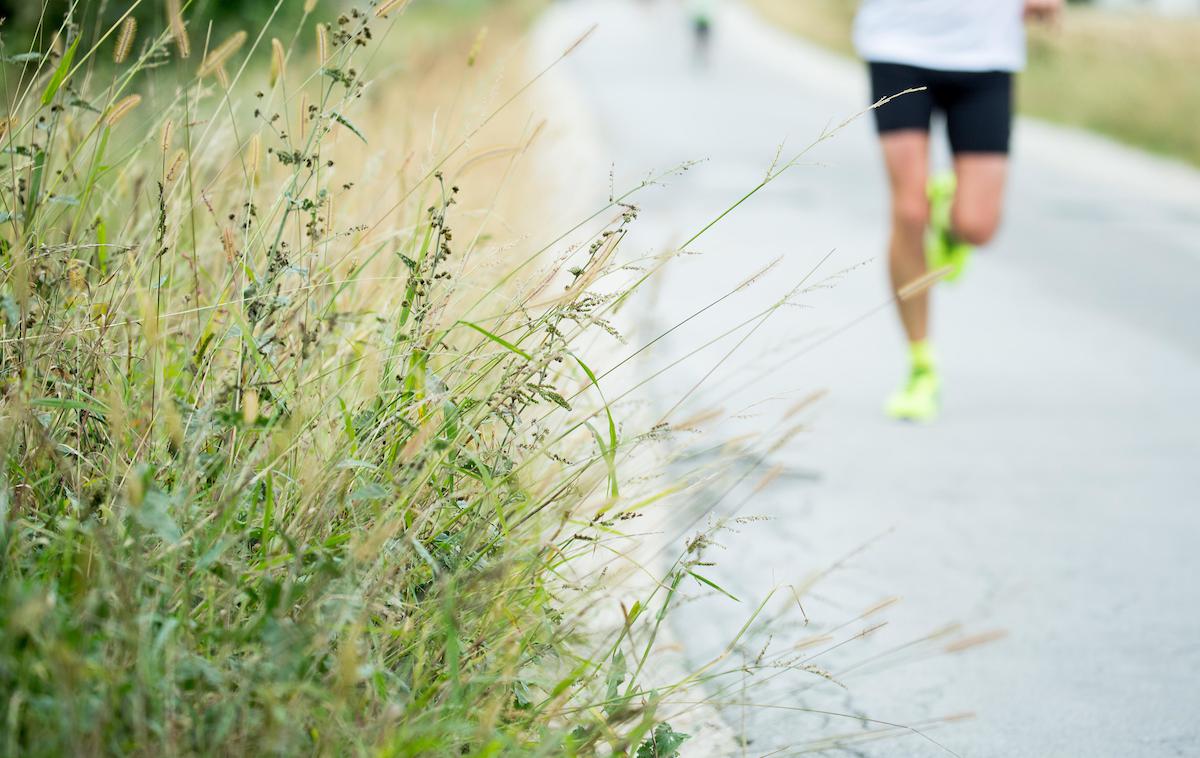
[689,0,715,62]
[856,0,1062,421]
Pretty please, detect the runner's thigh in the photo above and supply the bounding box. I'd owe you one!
[942,71,1013,155]
[869,62,936,135]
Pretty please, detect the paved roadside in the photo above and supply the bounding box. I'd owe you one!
[533,2,1200,756]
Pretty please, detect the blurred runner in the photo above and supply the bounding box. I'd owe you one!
[855,0,1062,421]
[690,0,714,63]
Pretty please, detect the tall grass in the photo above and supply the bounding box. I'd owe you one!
[0,2,707,754]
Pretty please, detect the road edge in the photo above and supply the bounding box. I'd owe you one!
[527,8,744,756]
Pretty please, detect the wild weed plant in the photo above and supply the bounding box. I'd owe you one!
[0,1,714,754]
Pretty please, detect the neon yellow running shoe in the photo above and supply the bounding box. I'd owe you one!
[885,365,941,422]
[926,172,972,284]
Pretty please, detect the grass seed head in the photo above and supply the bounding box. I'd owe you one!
[166,0,190,58]
[467,26,488,67]
[316,23,329,66]
[114,17,137,64]
[375,0,411,19]
[199,30,247,78]
[165,148,187,183]
[270,37,286,87]
[105,94,142,126]
[160,119,174,151]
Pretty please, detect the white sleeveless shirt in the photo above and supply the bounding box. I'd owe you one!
[853,0,1027,72]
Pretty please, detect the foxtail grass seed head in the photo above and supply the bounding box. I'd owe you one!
[221,227,237,263]
[945,630,1008,654]
[861,596,900,619]
[165,148,187,183]
[562,23,597,59]
[375,0,411,18]
[246,134,261,182]
[160,119,174,152]
[199,30,246,78]
[752,463,785,494]
[125,469,145,507]
[316,23,329,66]
[105,94,142,127]
[242,390,259,425]
[467,27,488,67]
[166,0,190,59]
[304,0,317,12]
[783,389,827,420]
[113,17,137,64]
[299,92,310,141]
[898,266,948,300]
[138,291,159,343]
[269,38,285,87]
[66,259,86,293]
[162,401,184,449]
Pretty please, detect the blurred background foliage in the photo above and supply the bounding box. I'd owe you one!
[0,0,503,52]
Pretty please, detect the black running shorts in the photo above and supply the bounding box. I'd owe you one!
[868,62,1014,154]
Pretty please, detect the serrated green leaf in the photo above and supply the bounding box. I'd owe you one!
[604,649,626,715]
[636,723,690,758]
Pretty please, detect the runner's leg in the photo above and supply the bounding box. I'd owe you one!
[882,130,932,342]
[951,153,1008,246]
[872,63,940,420]
[945,70,1013,246]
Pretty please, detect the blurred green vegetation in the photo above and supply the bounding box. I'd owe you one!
[0,0,508,54]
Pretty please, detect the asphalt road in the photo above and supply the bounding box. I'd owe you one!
[535,2,1200,756]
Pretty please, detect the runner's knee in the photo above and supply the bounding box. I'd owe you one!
[892,194,929,236]
[952,206,1001,246]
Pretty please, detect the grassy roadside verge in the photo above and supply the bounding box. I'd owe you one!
[746,0,1200,167]
[0,2,713,755]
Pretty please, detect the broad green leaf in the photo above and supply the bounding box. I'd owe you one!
[349,482,390,502]
[134,489,183,543]
[636,723,690,758]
